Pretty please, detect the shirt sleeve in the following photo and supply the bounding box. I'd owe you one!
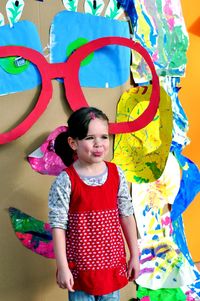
[117,166,134,216]
[48,171,71,229]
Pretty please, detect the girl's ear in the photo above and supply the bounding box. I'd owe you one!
[68,136,77,151]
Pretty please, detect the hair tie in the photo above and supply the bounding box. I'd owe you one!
[89,112,96,120]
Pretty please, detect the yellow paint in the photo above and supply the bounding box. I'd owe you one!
[112,86,173,183]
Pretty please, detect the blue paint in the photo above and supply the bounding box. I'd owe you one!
[152,235,159,240]
[170,148,200,220]
[155,224,161,230]
[50,11,130,88]
[0,20,43,95]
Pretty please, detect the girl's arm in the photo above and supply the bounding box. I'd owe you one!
[48,172,74,290]
[52,228,74,291]
[116,166,140,280]
[120,214,140,281]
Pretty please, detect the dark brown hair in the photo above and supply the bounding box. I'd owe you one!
[54,107,109,166]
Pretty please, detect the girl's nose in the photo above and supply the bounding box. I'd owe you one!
[94,138,102,146]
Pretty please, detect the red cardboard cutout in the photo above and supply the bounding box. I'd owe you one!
[0,37,160,144]
[64,37,160,134]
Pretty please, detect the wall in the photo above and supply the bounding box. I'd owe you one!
[0,1,199,301]
[0,1,135,301]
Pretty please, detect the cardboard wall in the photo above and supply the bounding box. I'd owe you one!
[0,1,199,301]
[0,1,135,301]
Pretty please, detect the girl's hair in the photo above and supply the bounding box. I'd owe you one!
[54,107,109,167]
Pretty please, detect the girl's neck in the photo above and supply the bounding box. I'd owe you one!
[73,160,106,177]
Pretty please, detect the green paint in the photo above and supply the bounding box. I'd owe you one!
[153,115,159,121]
[68,0,77,11]
[169,26,188,68]
[0,55,29,74]
[107,4,119,19]
[66,37,94,67]
[8,3,23,24]
[9,208,46,234]
[133,175,149,183]
[113,134,123,151]
[87,1,103,15]
[145,161,161,179]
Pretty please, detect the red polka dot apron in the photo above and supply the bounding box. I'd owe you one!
[65,162,128,295]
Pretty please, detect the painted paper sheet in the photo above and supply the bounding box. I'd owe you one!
[173,216,200,300]
[112,86,172,183]
[131,153,196,289]
[6,0,25,27]
[137,286,187,301]
[28,126,67,176]
[116,0,138,28]
[9,207,54,259]
[84,0,105,16]
[0,12,5,26]
[131,0,189,83]
[0,20,43,95]
[171,149,200,221]
[104,0,124,20]
[62,0,79,11]
[50,10,130,88]
[161,77,190,150]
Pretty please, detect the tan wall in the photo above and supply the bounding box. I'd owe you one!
[0,1,199,300]
[0,1,135,300]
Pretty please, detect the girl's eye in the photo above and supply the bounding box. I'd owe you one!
[85,136,94,140]
[102,135,109,139]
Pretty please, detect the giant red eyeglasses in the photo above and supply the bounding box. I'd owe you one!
[0,36,160,144]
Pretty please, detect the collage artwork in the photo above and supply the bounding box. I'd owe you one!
[0,0,200,301]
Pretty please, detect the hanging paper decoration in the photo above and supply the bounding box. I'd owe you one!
[112,86,172,183]
[104,0,124,19]
[131,0,189,83]
[160,77,190,150]
[28,126,67,176]
[116,0,138,29]
[62,0,79,11]
[0,20,43,95]
[140,297,150,301]
[0,12,5,26]
[131,153,196,289]
[50,10,130,88]
[169,149,200,299]
[84,0,105,16]
[137,286,187,301]
[172,215,200,301]
[6,0,25,27]
[170,148,200,221]
[9,207,54,259]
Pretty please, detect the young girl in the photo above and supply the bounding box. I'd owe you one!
[48,107,140,301]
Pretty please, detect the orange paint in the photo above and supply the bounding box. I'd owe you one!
[179,0,200,262]
[188,17,200,37]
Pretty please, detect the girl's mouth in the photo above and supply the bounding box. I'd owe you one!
[93,152,103,157]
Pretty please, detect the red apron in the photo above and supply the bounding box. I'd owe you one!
[65,162,128,295]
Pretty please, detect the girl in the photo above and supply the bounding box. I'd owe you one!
[48,107,140,301]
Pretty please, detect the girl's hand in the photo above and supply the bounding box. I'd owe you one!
[127,256,140,281]
[56,266,75,291]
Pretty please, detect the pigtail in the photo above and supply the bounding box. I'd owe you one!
[54,131,74,167]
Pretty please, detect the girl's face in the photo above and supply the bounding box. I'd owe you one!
[69,118,109,165]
